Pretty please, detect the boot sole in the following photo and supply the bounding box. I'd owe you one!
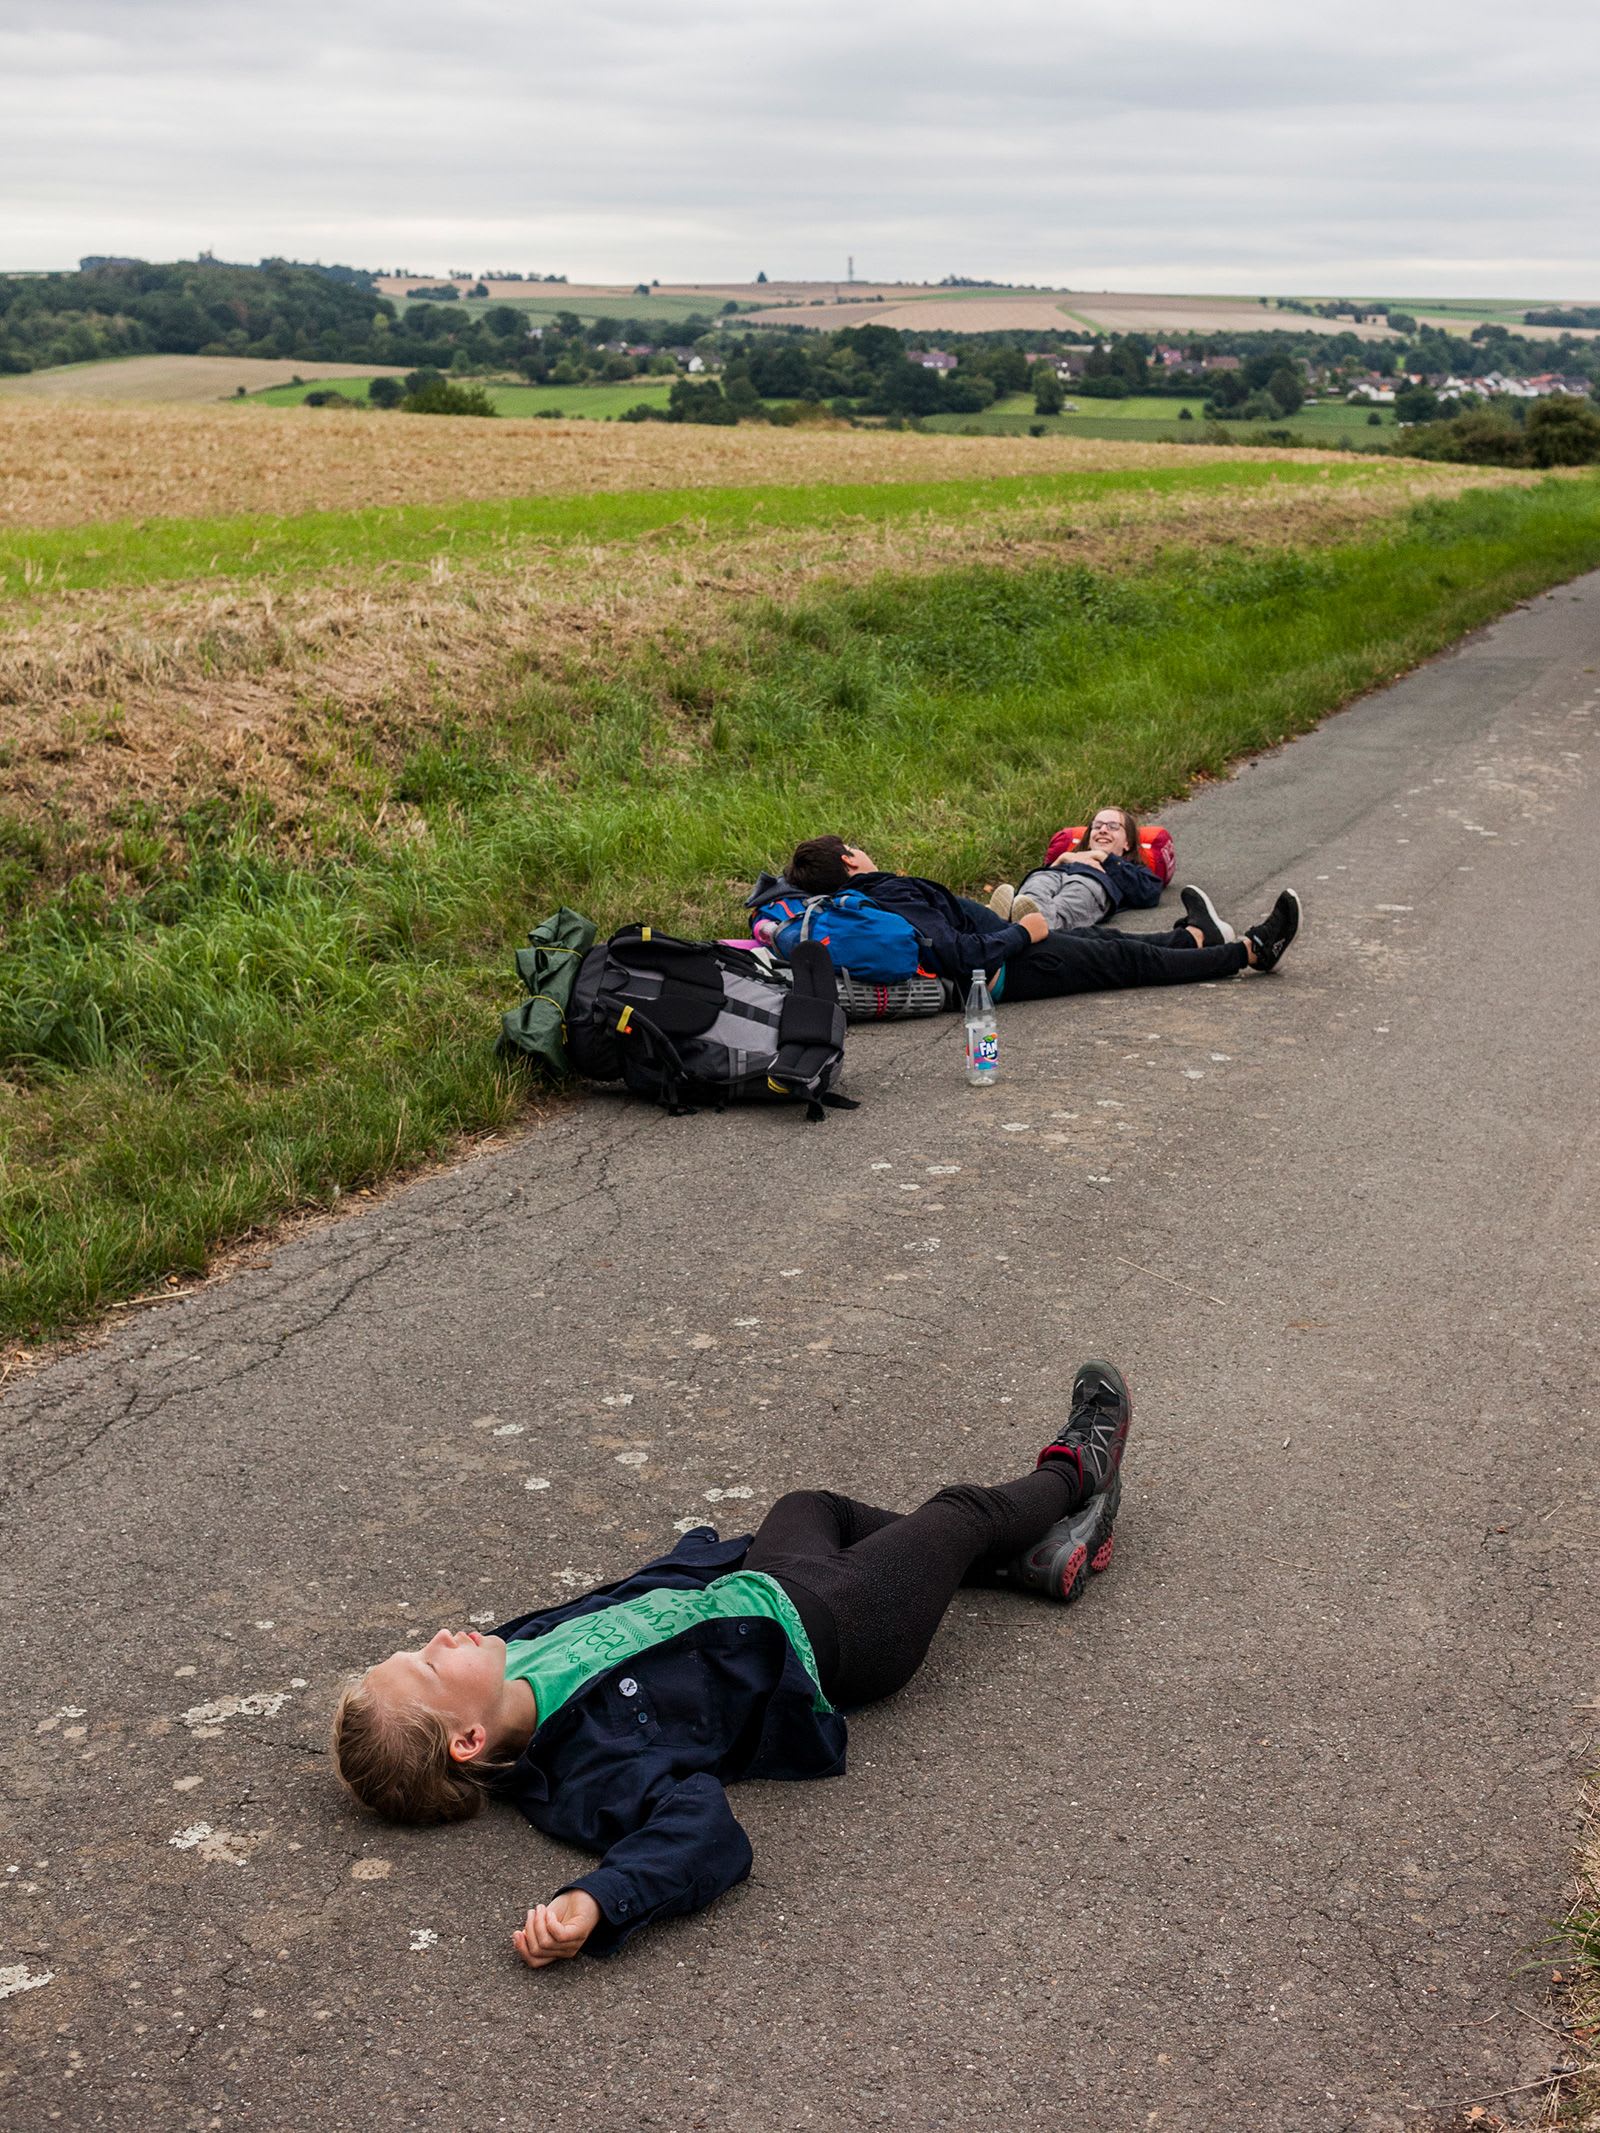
[999,1470,1122,1604]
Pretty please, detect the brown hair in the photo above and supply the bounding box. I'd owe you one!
[330,1677,494,1826]
[786,835,853,895]
[1071,807,1141,859]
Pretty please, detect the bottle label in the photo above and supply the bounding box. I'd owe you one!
[968,1032,999,1069]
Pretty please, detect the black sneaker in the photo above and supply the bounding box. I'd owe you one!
[1179,884,1236,947]
[995,1471,1121,1604]
[1245,888,1302,972]
[1036,1360,1133,1503]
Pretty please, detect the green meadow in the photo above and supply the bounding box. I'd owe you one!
[249,374,681,416]
[924,393,1397,444]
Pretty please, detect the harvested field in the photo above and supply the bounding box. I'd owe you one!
[739,290,1401,337]
[0,355,409,405]
[1067,294,1397,339]
[1,399,1337,529]
[373,277,934,305]
[740,295,1084,332]
[0,458,1529,870]
[1412,311,1600,342]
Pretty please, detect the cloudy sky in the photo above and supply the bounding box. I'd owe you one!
[4,0,1597,295]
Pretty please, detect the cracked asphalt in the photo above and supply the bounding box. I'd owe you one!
[3,576,1598,2133]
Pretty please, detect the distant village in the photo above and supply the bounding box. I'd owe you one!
[562,327,1590,411]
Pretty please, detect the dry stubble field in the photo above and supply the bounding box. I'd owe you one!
[1,399,1331,527]
[0,402,1533,884]
[0,355,409,406]
[739,289,1401,337]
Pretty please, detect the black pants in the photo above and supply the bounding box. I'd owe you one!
[745,1469,1077,1709]
[1001,926,1247,1001]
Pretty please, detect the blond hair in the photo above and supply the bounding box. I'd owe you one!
[330,1677,491,1826]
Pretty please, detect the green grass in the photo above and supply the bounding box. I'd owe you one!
[444,290,746,327]
[924,393,1397,443]
[0,458,1376,600]
[5,474,1599,1340]
[248,374,679,416]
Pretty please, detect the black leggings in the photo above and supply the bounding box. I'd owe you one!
[745,1469,1077,1709]
[1002,926,1247,1001]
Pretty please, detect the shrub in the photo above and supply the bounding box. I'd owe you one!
[1399,410,1528,464]
[1526,395,1600,466]
[667,379,737,425]
[402,378,499,417]
[367,375,404,408]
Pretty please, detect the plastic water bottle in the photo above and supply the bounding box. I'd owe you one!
[964,968,999,1086]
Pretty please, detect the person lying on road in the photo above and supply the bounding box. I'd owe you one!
[331,1364,1136,1969]
[776,835,1300,1003]
[990,804,1164,931]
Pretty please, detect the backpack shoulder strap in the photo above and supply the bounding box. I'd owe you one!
[767,940,854,1120]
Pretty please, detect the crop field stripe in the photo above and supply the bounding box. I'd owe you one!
[0,459,1381,597]
[247,376,681,414]
[4,475,1599,1340]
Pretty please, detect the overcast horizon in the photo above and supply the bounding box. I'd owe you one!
[3,0,1597,300]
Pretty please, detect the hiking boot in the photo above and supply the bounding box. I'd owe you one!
[1245,889,1302,972]
[988,884,1016,919]
[1036,1360,1133,1503]
[996,1471,1121,1604]
[1179,884,1235,947]
[1011,892,1042,923]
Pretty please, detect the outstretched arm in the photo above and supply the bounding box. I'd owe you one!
[513,1771,754,1967]
[514,1889,601,1967]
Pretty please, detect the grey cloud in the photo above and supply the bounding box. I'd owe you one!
[1,0,1596,291]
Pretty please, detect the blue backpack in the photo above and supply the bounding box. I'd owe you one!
[755,890,923,983]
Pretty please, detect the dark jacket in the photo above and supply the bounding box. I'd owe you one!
[490,1528,848,1957]
[1041,852,1163,914]
[840,872,1028,983]
[745,869,1026,985]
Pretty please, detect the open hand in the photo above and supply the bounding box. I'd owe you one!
[513,1889,601,1969]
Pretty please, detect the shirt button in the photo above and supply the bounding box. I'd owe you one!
[619,1677,637,1697]
[737,1625,748,1636]
[637,1712,649,1724]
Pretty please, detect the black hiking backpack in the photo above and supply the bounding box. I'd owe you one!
[566,927,856,1122]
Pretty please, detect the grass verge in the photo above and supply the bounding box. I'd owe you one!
[3,474,1599,1341]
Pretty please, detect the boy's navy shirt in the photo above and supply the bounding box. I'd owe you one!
[489,1528,848,1956]
[848,871,1027,983]
[746,868,1024,985]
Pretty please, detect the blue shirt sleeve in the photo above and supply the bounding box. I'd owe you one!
[559,1772,754,1956]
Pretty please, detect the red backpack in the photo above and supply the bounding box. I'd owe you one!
[1045,823,1175,884]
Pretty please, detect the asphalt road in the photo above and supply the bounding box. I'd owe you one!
[3,577,1598,2133]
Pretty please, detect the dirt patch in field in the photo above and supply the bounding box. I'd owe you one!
[0,356,408,406]
[0,401,1336,530]
[0,460,1525,883]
